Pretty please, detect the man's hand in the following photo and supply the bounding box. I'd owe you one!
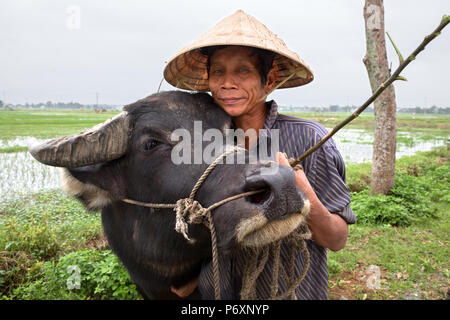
[170,277,198,298]
[276,152,348,252]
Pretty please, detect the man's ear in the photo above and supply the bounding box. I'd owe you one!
[264,68,277,93]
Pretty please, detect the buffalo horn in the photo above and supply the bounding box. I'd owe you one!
[28,111,131,168]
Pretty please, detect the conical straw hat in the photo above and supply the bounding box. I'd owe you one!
[163,10,314,92]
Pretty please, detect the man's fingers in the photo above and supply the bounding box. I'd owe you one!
[276,151,290,166]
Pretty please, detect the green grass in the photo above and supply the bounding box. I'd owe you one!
[396,135,415,147]
[0,146,28,153]
[0,190,104,258]
[0,190,107,298]
[0,189,140,300]
[0,110,120,140]
[328,209,449,300]
[346,146,450,190]
[1,109,449,141]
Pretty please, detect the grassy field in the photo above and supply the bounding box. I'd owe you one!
[1,110,449,141]
[0,110,120,141]
[0,109,448,300]
[328,210,449,300]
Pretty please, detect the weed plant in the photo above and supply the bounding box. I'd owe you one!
[11,250,140,300]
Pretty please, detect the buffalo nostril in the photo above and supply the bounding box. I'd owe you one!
[243,175,273,205]
[246,188,271,205]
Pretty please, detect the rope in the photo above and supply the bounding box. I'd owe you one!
[204,211,221,300]
[240,225,311,300]
[121,149,311,300]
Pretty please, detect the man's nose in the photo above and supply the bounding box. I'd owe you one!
[221,72,238,89]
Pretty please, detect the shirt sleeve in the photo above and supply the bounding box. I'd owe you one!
[300,139,357,225]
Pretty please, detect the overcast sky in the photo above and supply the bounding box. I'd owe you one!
[1,0,449,108]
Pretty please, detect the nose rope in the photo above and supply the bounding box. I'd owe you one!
[121,147,309,300]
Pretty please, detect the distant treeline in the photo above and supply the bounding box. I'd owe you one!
[1,100,449,114]
[0,100,121,111]
[279,104,450,115]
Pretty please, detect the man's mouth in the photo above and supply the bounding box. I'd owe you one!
[219,97,244,105]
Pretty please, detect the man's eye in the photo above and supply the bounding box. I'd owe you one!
[142,139,161,151]
[211,69,223,75]
[239,68,249,73]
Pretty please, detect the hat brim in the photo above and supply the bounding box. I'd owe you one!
[164,44,314,92]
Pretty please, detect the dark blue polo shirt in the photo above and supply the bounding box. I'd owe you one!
[199,100,356,300]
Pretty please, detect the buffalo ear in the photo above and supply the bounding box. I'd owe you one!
[60,161,127,211]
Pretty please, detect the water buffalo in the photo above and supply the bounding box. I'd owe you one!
[29,91,310,299]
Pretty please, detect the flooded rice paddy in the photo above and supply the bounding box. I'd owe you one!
[331,129,448,164]
[0,131,447,201]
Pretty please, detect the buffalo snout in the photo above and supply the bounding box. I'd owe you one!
[243,162,308,221]
[232,162,310,248]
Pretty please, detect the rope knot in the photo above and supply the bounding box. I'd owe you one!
[174,198,209,243]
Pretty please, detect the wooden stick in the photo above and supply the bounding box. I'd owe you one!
[290,15,449,167]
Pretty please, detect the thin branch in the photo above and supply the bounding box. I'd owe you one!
[290,15,449,167]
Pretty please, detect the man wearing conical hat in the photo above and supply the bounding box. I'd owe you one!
[164,10,356,299]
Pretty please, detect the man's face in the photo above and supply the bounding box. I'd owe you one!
[208,46,274,118]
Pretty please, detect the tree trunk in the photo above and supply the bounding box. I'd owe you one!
[363,0,397,195]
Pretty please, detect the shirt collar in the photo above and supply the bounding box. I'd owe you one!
[263,100,279,129]
[261,100,278,139]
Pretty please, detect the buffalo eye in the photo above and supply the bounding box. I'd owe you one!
[142,139,161,152]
